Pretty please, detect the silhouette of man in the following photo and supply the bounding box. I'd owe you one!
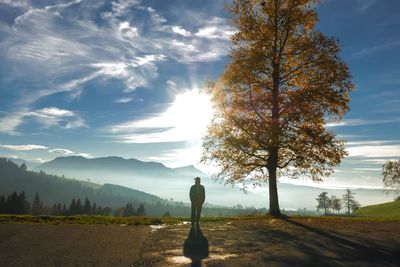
[190,177,205,226]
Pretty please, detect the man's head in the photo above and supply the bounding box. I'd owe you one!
[194,177,201,185]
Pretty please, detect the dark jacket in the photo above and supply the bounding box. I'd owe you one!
[190,184,205,206]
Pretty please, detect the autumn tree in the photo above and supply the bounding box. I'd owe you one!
[382,160,400,199]
[202,0,353,216]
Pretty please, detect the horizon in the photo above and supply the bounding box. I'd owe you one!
[1,0,400,192]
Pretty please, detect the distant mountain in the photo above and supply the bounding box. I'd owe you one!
[7,158,41,170]
[36,156,205,179]
[33,156,394,210]
[173,165,205,176]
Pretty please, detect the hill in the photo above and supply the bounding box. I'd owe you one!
[0,158,164,209]
[355,200,400,218]
[0,158,262,216]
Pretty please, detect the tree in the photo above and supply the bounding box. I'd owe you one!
[69,199,76,215]
[136,203,146,216]
[76,198,82,214]
[342,189,358,215]
[20,163,27,171]
[84,198,91,215]
[330,195,341,214]
[32,192,44,215]
[382,160,400,199]
[202,0,353,216]
[316,192,330,215]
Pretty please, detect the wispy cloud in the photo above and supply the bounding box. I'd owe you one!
[114,97,134,104]
[0,0,233,138]
[356,0,376,12]
[0,107,86,134]
[347,143,400,158]
[354,40,400,57]
[171,26,191,37]
[48,148,92,158]
[0,144,48,151]
[48,148,74,155]
[326,117,400,127]
[0,110,26,135]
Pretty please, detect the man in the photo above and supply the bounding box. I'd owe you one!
[190,177,205,226]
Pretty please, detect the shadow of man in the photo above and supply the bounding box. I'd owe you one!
[183,225,209,267]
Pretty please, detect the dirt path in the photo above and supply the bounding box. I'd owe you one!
[140,218,400,267]
[0,218,399,266]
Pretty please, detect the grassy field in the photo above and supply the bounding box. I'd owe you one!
[0,213,398,225]
[0,214,263,225]
[354,200,400,218]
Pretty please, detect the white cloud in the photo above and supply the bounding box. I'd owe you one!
[49,148,75,155]
[118,21,139,39]
[172,26,191,37]
[347,144,400,158]
[26,107,86,129]
[77,152,93,158]
[0,111,26,135]
[326,117,400,127]
[108,88,214,143]
[115,97,134,103]
[0,107,86,134]
[28,107,74,118]
[195,26,235,40]
[1,144,48,151]
[0,0,28,7]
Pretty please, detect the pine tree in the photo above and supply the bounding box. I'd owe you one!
[92,202,97,215]
[20,162,27,171]
[32,192,44,215]
[84,198,91,215]
[136,203,146,216]
[76,198,82,215]
[343,189,358,215]
[69,199,76,215]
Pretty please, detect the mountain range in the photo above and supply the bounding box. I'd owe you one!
[32,156,395,210]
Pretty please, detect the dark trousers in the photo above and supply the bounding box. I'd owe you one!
[191,203,202,224]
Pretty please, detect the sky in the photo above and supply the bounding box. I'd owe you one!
[0,0,399,190]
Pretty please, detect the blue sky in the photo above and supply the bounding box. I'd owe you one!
[0,0,399,190]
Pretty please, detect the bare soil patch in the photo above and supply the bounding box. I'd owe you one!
[0,224,149,267]
[0,217,399,266]
[140,218,400,267]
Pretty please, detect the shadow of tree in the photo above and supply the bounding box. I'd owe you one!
[183,225,209,267]
[279,219,400,266]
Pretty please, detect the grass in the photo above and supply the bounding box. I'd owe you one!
[0,214,261,225]
[354,200,400,218]
[1,213,398,225]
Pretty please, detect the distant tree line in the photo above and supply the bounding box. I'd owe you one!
[316,189,360,215]
[0,191,151,217]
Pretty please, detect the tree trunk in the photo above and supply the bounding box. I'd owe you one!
[268,157,281,216]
